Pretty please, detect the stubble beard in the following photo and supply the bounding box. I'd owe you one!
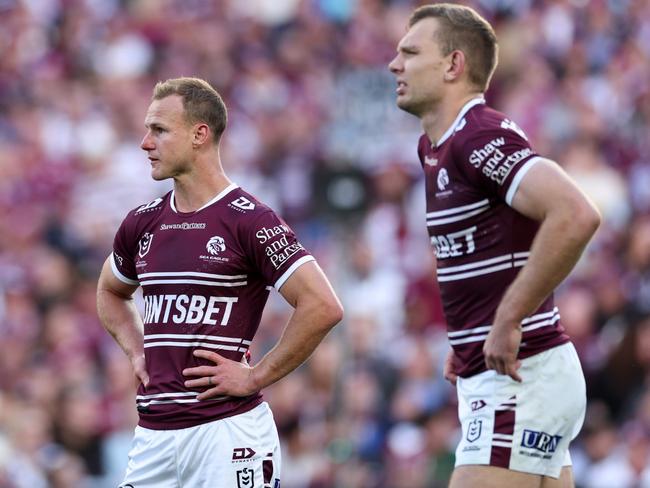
[396,95,427,119]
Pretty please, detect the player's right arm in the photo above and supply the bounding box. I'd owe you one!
[483,159,600,380]
[97,256,149,387]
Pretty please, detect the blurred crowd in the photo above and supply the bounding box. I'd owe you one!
[1,0,650,486]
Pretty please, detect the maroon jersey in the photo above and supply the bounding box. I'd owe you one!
[418,98,569,378]
[111,184,314,429]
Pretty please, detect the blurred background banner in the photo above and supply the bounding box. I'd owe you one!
[1,0,649,486]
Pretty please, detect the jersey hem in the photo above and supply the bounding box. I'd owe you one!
[457,337,571,379]
[136,396,263,430]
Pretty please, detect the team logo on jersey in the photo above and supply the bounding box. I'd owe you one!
[424,155,438,167]
[521,429,562,454]
[135,197,163,214]
[230,196,256,211]
[437,168,450,191]
[138,233,154,258]
[206,236,226,255]
[236,468,255,488]
[466,419,482,443]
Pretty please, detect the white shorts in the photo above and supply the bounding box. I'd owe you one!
[455,342,586,478]
[120,402,281,488]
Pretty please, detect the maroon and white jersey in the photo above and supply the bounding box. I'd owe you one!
[418,98,569,378]
[111,184,314,430]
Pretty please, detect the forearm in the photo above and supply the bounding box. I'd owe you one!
[495,212,597,325]
[97,289,145,361]
[250,302,340,390]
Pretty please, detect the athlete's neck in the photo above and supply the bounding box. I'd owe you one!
[172,156,233,213]
[421,91,483,147]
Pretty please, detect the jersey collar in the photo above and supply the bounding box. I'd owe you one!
[170,183,239,214]
[434,97,485,148]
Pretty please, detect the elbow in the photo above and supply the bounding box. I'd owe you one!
[576,199,601,240]
[331,301,344,327]
[318,295,344,331]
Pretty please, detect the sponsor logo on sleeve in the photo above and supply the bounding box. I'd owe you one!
[236,468,255,488]
[469,137,506,168]
[229,196,256,212]
[160,222,206,230]
[255,225,304,270]
[466,418,482,443]
[135,197,163,214]
[468,136,532,185]
[138,233,154,258]
[113,252,124,266]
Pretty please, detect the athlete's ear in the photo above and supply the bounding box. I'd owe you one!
[445,50,466,82]
[192,123,211,147]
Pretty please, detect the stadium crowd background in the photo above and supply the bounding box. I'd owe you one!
[1,0,650,486]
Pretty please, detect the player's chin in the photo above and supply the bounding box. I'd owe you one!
[396,97,417,115]
[150,169,169,181]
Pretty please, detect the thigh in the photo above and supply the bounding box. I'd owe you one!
[121,426,179,488]
[179,402,281,488]
[510,344,585,478]
[450,465,541,488]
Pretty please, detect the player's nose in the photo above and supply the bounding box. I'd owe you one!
[388,55,402,74]
[141,131,154,151]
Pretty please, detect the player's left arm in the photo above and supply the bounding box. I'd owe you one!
[184,261,343,399]
[484,158,600,380]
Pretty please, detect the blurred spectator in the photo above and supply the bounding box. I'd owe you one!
[1,0,649,486]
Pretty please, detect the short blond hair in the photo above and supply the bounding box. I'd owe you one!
[409,3,498,91]
[153,77,227,144]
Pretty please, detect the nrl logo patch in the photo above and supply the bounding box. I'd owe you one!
[466,418,482,443]
[236,467,255,488]
[138,233,154,258]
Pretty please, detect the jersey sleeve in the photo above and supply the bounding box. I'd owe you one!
[111,215,139,286]
[241,209,315,290]
[455,119,541,205]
